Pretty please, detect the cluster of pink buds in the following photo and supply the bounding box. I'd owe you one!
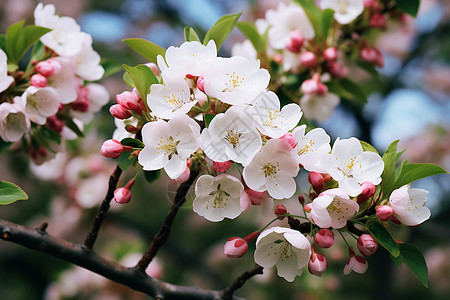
[110,89,147,120]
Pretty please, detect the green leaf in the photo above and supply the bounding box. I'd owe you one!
[367,221,400,257]
[321,9,335,39]
[0,140,12,153]
[122,64,159,101]
[236,22,265,52]
[5,20,24,62]
[394,163,447,190]
[391,253,403,266]
[123,71,135,88]
[15,25,52,63]
[339,78,368,103]
[40,126,61,145]
[395,0,420,17]
[30,40,45,61]
[360,141,378,154]
[123,38,166,64]
[101,59,123,78]
[380,140,399,199]
[399,243,428,288]
[204,113,215,128]
[0,181,28,205]
[143,169,161,183]
[184,26,201,42]
[121,137,144,148]
[356,60,380,78]
[65,118,84,138]
[203,12,242,50]
[118,151,136,171]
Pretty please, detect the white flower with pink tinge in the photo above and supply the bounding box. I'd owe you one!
[243,139,299,199]
[18,86,60,125]
[0,49,14,93]
[265,3,315,50]
[70,83,110,123]
[203,56,270,106]
[320,137,384,197]
[147,77,196,119]
[300,92,340,122]
[71,33,104,81]
[249,91,302,139]
[254,226,311,282]
[157,40,217,81]
[308,188,359,229]
[320,0,364,25]
[46,57,79,104]
[138,114,200,179]
[0,100,30,142]
[292,124,331,172]
[389,185,431,226]
[193,174,249,222]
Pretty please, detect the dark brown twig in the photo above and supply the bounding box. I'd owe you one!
[134,169,199,272]
[82,164,122,250]
[222,264,264,300]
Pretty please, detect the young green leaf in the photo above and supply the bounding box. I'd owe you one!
[15,25,52,63]
[380,140,399,199]
[65,118,84,138]
[339,78,368,103]
[121,137,144,148]
[101,59,123,79]
[0,181,28,205]
[204,113,215,128]
[5,20,24,62]
[184,26,201,42]
[236,22,265,52]
[367,220,400,257]
[122,64,159,101]
[356,60,380,79]
[143,169,161,183]
[321,9,335,39]
[123,71,135,88]
[399,243,428,288]
[118,151,137,171]
[394,163,447,190]
[203,12,242,50]
[123,38,166,64]
[360,140,379,154]
[395,0,420,17]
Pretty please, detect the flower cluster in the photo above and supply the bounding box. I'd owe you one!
[0,3,108,164]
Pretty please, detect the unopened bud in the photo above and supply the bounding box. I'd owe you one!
[30,74,47,87]
[35,61,55,77]
[285,30,304,53]
[101,139,125,158]
[197,76,205,92]
[357,181,376,203]
[46,115,65,133]
[315,228,334,248]
[224,237,248,258]
[279,133,297,149]
[212,160,231,173]
[308,251,328,277]
[110,104,132,119]
[300,51,317,68]
[308,171,324,188]
[114,187,132,204]
[360,46,384,68]
[275,204,287,218]
[327,61,348,78]
[376,205,394,222]
[344,246,368,275]
[323,47,338,61]
[357,234,379,256]
[300,73,328,95]
[369,13,387,29]
[70,98,90,112]
[116,91,140,113]
[247,189,266,205]
[298,195,305,205]
[125,124,139,133]
[304,203,313,212]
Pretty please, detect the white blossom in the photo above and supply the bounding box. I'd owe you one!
[46,57,79,104]
[320,137,384,197]
[0,49,14,93]
[292,125,331,172]
[389,185,431,226]
[138,114,200,179]
[193,174,249,222]
[0,100,30,142]
[254,226,311,282]
[249,91,302,138]
[308,188,359,229]
[200,106,261,165]
[231,40,257,61]
[319,0,364,25]
[18,86,60,125]
[71,33,104,81]
[300,92,340,122]
[243,139,299,199]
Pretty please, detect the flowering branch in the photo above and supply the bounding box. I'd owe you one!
[135,169,200,272]
[0,218,247,300]
[82,164,123,250]
[222,264,264,300]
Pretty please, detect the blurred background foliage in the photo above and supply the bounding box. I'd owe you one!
[0,0,449,299]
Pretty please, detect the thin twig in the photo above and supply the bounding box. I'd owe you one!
[82,164,122,250]
[134,169,199,273]
[0,218,245,300]
[222,264,264,300]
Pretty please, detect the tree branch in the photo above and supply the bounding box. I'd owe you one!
[135,169,199,273]
[0,218,246,300]
[222,264,264,300]
[83,164,122,250]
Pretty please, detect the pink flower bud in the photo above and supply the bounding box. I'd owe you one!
[315,228,334,248]
[344,246,368,275]
[304,203,313,212]
[357,234,379,256]
[279,133,297,149]
[185,73,196,80]
[285,30,304,53]
[308,251,328,277]
[172,167,190,184]
[46,115,65,133]
[110,104,132,119]
[197,76,205,92]
[101,139,125,158]
[376,205,394,222]
[300,73,328,95]
[212,160,231,173]
[30,74,47,87]
[35,61,54,77]
[145,62,160,76]
[300,51,317,68]
[298,195,305,205]
[70,98,90,112]
[247,189,266,205]
[369,13,386,29]
[274,53,283,64]
[275,204,287,218]
[224,237,248,258]
[125,124,139,133]
[363,0,376,8]
[48,59,62,75]
[308,172,324,188]
[323,47,338,61]
[116,91,140,113]
[360,47,384,68]
[357,181,376,203]
[326,61,348,78]
[114,179,135,204]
